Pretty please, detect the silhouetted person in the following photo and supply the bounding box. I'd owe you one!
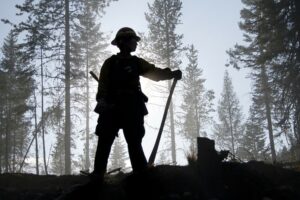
[92,27,182,179]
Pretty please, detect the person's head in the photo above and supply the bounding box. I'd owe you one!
[111,27,141,53]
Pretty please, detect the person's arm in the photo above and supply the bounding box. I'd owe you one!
[96,59,110,102]
[94,58,114,114]
[139,58,182,81]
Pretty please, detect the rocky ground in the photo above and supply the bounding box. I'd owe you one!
[0,161,300,200]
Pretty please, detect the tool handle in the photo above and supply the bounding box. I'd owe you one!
[89,71,99,82]
[148,78,178,165]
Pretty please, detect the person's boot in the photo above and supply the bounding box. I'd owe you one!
[88,170,105,183]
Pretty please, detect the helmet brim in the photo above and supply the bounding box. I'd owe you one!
[111,35,141,46]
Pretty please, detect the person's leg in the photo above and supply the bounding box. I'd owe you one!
[93,131,117,175]
[123,117,147,172]
[93,114,119,175]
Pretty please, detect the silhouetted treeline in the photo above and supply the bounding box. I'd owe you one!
[1,0,115,174]
[0,31,34,173]
[228,0,300,162]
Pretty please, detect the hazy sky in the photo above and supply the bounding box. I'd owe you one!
[100,0,251,106]
[0,0,252,166]
[0,0,251,109]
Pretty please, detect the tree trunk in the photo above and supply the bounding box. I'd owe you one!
[164,2,176,164]
[229,107,235,156]
[0,113,2,174]
[85,48,90,171]
[294,0,300,148]
[261,65,276,163]
[169,90,177,164]
[12,129,16,172]
[59,120,64,174]
[64,0,71,174]
[34,90,39,175]
[5,96,10,173]
[195,104,200,152]
[41,47,48,175]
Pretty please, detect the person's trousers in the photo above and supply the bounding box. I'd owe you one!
[94,110,147,174]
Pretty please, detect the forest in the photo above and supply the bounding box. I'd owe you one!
[0,0,300,198]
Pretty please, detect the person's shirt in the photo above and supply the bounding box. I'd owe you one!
[96,54,174,102]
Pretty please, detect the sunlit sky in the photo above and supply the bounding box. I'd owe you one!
[0,0,251,103]
[0,0,252,167]
[101,0,251,108]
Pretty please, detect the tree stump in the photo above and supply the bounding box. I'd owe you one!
[197,137,223,199]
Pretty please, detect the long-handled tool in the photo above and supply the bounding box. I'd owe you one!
[90,71,99,82]
[148,78,178,166]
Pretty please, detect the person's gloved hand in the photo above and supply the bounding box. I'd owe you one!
[172,69,182,80]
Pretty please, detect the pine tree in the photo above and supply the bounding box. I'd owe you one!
[6,0,72,174]
[227,0,300,161]
[213,70,244,156]
[254,65,277,162]
[47,99,65,174]
[181,45,214,153]
[71,1,109,171]
[109,137,127,170]
[237,103,266,161]
[0,31,34,173]
[157,150,170,165]
[8,0,115,174]
[145,0,184,163]
[268,0,300,151]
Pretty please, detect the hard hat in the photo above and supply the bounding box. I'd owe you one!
[111,27,141,45]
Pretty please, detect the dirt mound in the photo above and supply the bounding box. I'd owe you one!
[1,161,300,200]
